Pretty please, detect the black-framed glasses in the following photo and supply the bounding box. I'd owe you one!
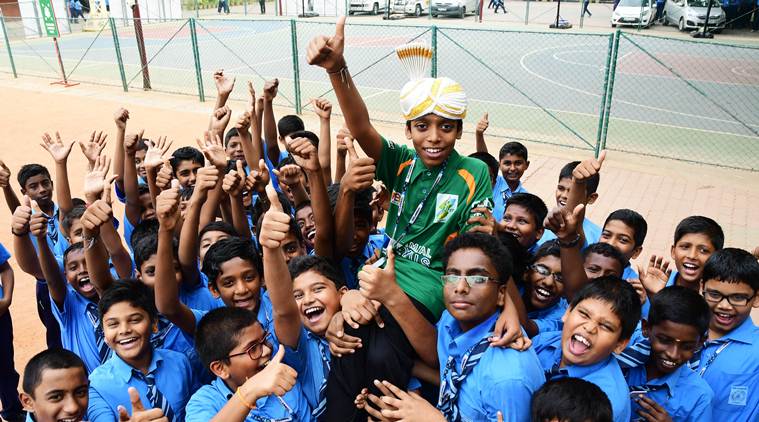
[441,274,499,287]
[703,289,753,307]
[530,264,564,283]
[224,331,271,361]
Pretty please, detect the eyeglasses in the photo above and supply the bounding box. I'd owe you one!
[530,264,564,283]
[703,289,753,307]
[225,331,271,361]
[441,274,499,287]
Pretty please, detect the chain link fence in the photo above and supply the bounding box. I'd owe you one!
[1,14,757,171]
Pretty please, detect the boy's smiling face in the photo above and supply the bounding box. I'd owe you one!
[135,149,148,179]
[671,233,716,285]
[527,255,564,310]
[583,252,623,280]
[175,160,202,189]
[702,278,759,338]
[561,298,628,367]
[67,219,84,244]
[600,220,641,261]
[348,215,371,258]
[643,319,702,377]
[64,249,96,300]
[443,247,505,332]
[405,114,462,169]
[499,153,529,184]
[23,174,54,208]
[295,205,316,250]
[102,302,155,369]
[210,257,262,312]
[225,136,245,163]
[293,270,345,336]
[215,322,272,390]
[21,367,89,422]
[502,204,542,248]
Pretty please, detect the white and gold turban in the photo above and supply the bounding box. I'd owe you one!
[399,77,468,121]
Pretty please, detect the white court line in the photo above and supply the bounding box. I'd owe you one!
[552,50,605,71]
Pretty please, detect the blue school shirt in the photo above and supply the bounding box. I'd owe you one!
[123,212,137,253]
[688,317,759,421]
[30,203,69,258]
[114,176,147,204]
[0,244,9,297]
[528,298,568,335]
[88,348,196,422]
[51,285,101,373]
[533,330,631,422]
[179,275,219,312]
[537,217,601,249]
[622,265,638,280]
[283,327,330,411]
[624,364,713,422]
[437,311,544,422]
[665,270,678,287]
[340,233,387,290]
[491,176,527,222]
[185,375,311,422]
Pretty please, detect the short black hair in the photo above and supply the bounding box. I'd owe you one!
[224,127,240,147]
[130,218,159,252]
[170,146,205,171]
[137,183,150,197]
[570,276,641,340]
[98,279,158,326]
[604,209,648,248]
[22,349,87,397]
[195,307,261,369]
[559,161,599,196]
[498,141,528,161]
[443,232,513,285]
[135,138,149,152]
[277,115,305,139]
[199,221,240,242]
[583,242,627,275]
[533,239,561,262]
[294,200,312,217]
[17,164,51,189]
[289,255,345,290]
[63,242,84,267]
[327,183,372,224]
[496,231,529,287]
[673,216,724,251]
[702,248,759,292]
[202,237,262,289]
[648,286,710,336]
[531,378,612,422]
[288,130,320,148]
[468,152,498,177]
[133,234,178,271]
[62,204,87,236]
[506,193,548,231]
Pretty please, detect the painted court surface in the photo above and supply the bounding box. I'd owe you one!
[0,73,758,391]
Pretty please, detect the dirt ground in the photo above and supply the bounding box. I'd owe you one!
[0,72,758,404]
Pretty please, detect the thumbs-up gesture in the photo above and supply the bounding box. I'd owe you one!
[341,140,375,193]
[192,164,219,203]
[286,136,320,173]
[124,129,145,156]
[239,346,297,401]
[335,126,352,157]
[357,246,401,304]
[156,181,181,232]
[155,159,173,191]
[259,182,292,250]
[11,196,33,236]
[117,387,167,422]
[263,79,279,102]
[544,204,584,244]
[476,112,489,135]
[40,131,74,164]
[572,150,606,183]
[29,199,49,239]
[144,136,173,171]
[245,159,270,195]
[0,160,11,189]
[81,175,116,237]
[307,16,347,73]
[210,106,232,136]
[222,159,245,198]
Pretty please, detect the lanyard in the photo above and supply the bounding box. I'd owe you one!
[390,156,447,249]
[698,340,731,376]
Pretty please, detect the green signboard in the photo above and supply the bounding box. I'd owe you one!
[39,0,59,37]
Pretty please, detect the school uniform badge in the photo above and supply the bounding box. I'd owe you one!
[434,193,459,223]
[729,385,748,406]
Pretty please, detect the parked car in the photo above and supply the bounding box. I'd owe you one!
[430,0,478,18]
[393,0,429,16]
[349,0,386,15]
[611,0,656,27]
[662,0,726,31]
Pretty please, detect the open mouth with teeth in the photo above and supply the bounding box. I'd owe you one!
[77,276,95,294]
[233,296,257,310]
[116,336,140,352]
[531,285,557,306]
[680,262,701,279]
[657,357,679,371]
[713,311,736,327]
[56,415,85,422]
[307,229,316,242]
[422,147,447,161]
[568,333,592,356]
[303,306,325,324]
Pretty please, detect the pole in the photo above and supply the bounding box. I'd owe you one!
[702,0,713,36]
[244,0,248,15]
[52,37,68,83]
[525,0,530,24]
[595,33,614,155]
[189,18,205,101]
[290,19,302,113]
[131,0,151,90]
[0,14,16,78]
[194,0,199,18]
[477,0,484,22]
[554,0,561,27]
[109,17,128,91]
[431,25,437,77]
[599,30,621,153]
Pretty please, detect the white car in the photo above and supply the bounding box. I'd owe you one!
[430,0,478,18]
[662,0,726,31]
[348,0,386,14]
[392,0,429,16]
[611,0,656,27]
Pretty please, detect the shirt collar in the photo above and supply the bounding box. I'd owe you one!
[112,349,162,384]
[565,355,617,379]
[630,364,687,398]
[720,317,757,345]
[443,312,498,357]
[501,181,523,196]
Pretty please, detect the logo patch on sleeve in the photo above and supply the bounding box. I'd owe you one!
[434,193,459,223]
[729,386,748,406]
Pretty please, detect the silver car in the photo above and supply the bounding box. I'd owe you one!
[662,0,726,32]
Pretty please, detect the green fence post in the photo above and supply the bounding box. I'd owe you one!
[594,33,614,155]
[244,0,248,15]
[0,15,17,78]
[431,25,437,77]
[290,19,302,113]
[189,18,205,102]
[109,18,128,91]
[194,0,200,18]
[525,0,530,25]
[599,29,621,154]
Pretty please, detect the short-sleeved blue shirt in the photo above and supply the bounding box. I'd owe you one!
[51,285,101,373]
[625,363,713,421]
[528,298,568,335]
[491,176,527,223]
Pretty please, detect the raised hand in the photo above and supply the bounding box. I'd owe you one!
[155,159,173,191]
[247,81,257,114]
[244,159,270,195]
[124,130,145,155]
[476,112,489,135]
[210,106,232,136]
[286,137,320,172]
[544,204,584,242]
[114,108,130,131]
[306,16,347,73]
[466,207,496,235]
[196,131,227,168]
[274,164,303,188]
[29,200,49,239]
[263,79,279,102]
[341,140,375,192]
[0,160,11,189]
[312,97,332,120]
[213,69,236,97]
[11,196,32,236]
[222,160,246,198]
[638,255,672,296]
[83,155,112,204]
[240,346,297,399]
[627,278,648,306]
[79,130,108,164]
[40,132,74,164]
[117,387,167,422]
[572,150,606,183]
[192,164,220,202]
[234,110,251,132]
[258,182,292,249]
[156,181,181,232]
[80,175,116,237]
[357,246,401,304]
[144,136,173,171]
[370,380,447,422]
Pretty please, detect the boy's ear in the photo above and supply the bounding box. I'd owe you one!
[152,320,158,334]
[670,244,676,261]
[209,360,230,380]
[586,192,598,205]
[613,337,631,355]
[752,291,759,309]
[456,124,463,140]
[496,283,507,307]
[404,124,413,140]
[631,245,643,260]
[20,187,26,196]
[534,227,545,244]
[19,392,35,412]
[208,283,221,299]
[525,160,530,170]
[337,286,349,297]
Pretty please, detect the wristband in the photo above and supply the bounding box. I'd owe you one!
[11,229,27,237]
[558,234,582,248]
[327,66,350,85]
[236,386,256,410]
